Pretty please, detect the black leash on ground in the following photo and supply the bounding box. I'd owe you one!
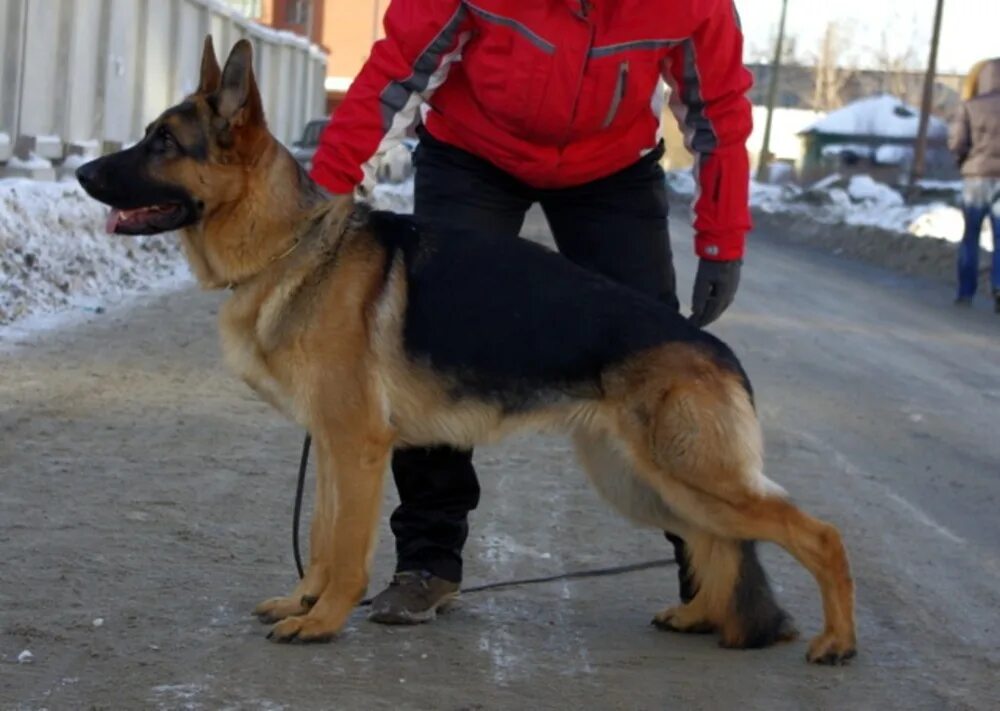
[292,434,676,605]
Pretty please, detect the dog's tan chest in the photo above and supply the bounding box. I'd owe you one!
[218,291,303,425]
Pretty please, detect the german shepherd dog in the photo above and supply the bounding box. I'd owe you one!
[76,38,856,664]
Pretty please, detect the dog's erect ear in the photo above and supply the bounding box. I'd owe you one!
[216,39,264,126]
[198,35,222,94]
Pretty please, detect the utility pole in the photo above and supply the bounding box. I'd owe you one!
[756,0,789,183]
[908,0,945,195]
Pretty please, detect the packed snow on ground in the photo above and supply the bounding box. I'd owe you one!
[667,170,993,252]
[0,178,188,327]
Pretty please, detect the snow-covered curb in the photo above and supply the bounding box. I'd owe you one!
[748,210,969,286]
[666,170,991,286]
[667,170,985,249]
[0,178,190,328]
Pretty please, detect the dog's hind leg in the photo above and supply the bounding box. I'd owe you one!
[573,429,795,648]
[610,351,856,663]
[649,483,855,663]
[652,533,797,648]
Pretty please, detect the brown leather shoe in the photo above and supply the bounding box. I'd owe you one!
[368,571,460,625]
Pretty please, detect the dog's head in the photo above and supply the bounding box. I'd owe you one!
[77,37,271,236]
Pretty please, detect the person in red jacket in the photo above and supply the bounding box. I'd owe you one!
[311,0,755,624]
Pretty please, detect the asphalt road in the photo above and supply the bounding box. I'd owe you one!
[2,212,999,710]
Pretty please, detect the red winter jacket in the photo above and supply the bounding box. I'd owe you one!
[310,0,753,260]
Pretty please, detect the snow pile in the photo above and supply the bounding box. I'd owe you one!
[803,95,947,140]
[822,143,873,159]
[0,166,418,329]
[908,206,968,242]
[0,178,187,325]
[664,169,697,199]
[668,170,991,252]
[845,175,905,206]
[874,144,912,166]
[7,152,53,171]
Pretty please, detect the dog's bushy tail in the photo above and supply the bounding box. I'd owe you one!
[727,541,798,647]
[679,532,798,648]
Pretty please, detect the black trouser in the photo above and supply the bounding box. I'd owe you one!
[391,130,692,599]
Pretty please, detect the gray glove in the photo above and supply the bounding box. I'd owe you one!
[690,258,741,328]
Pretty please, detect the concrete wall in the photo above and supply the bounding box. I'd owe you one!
[0,0,327,177]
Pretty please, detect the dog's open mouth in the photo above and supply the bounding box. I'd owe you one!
[105,204,189,235]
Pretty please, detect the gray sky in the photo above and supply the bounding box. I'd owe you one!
[738,0,999,74]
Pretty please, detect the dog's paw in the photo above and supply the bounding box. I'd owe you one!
[651,604,715,634]
[806,631,857,665]
[266,613,339,643]
[254,594,317,624]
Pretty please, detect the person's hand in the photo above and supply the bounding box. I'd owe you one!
[690,258,741,327]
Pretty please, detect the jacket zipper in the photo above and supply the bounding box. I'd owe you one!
[602,61,628,129]
[561,14,595,147]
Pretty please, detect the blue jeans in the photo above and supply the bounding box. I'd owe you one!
[958,179,1000,299]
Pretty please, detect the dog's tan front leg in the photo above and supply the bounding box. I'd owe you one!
[267,419,392,643]
[253,508,331,623]
[255,431,346,624]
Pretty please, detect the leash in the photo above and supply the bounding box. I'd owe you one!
[362,557,676,607]
[292,434,311,579]
[291,433,676,601]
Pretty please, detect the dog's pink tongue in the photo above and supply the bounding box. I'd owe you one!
[105,209,122,234]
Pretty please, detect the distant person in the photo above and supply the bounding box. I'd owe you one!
[949,57,1000,312]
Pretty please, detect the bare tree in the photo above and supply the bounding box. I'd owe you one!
[745,38,772,65]
[782,33,800,66]
[749,23,800,65]
[870,15,923,105]
[811,21,856,111]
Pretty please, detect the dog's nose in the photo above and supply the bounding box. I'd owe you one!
[75,160,99,190]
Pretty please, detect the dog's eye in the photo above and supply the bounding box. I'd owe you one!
[153,128,179,155]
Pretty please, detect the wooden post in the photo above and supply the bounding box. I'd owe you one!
[908,0,946,195]
[756,0,789,183]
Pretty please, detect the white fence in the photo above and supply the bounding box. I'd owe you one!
[0,0,327,178]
